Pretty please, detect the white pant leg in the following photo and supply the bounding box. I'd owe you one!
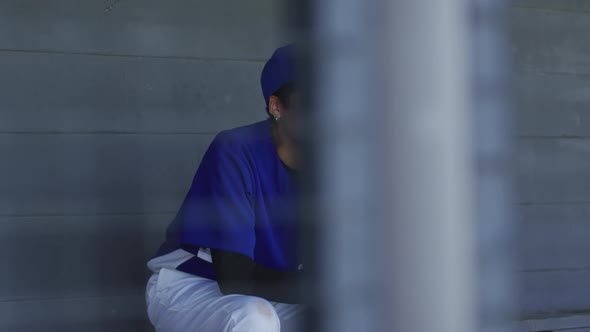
[146,268,303,332]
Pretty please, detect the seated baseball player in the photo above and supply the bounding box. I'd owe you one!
[145,45,305,332]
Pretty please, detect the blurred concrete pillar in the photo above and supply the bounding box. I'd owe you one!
[304,0,382,331]
[381,1,476,332]
[299,0,514,331]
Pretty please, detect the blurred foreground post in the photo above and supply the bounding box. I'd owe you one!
[382,1,476,332]
[301,0,382,331]
[470,1,517,331]
[298,0,515,331]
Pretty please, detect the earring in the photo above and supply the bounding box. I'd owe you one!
[275,115,280,121]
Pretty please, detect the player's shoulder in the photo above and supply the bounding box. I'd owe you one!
[213,120,271,151]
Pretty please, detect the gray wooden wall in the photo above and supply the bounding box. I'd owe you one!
[513,0,590,329]
[0,1,285,331]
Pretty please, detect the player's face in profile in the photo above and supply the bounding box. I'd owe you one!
[283,92,300,142]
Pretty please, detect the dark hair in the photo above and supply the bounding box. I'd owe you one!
[268,82,295,124]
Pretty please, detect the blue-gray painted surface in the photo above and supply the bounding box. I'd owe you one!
[512,1,590,326]
[0,1,285,331]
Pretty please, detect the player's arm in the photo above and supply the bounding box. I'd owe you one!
[211,248,300,304]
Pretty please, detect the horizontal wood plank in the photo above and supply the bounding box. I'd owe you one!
[0,0,287,60]
[524,313,590,331]
[518,138,590,203]
[0,214,169,301]
[515,72,590,137]
[0,294,152,332]
[521,269,590,315]
[511,7,590,74]
[0,52,268,133]
[514,0,590,12]
[0,133,215,215]
[519,204,590,270]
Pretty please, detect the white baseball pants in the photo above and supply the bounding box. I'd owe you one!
[146,268,305,332]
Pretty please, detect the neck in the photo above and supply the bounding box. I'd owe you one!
[271,123,297,170]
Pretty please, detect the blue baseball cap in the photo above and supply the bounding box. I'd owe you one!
[261,44,295,109]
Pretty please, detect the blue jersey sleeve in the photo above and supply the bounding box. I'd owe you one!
[175,132,256,259]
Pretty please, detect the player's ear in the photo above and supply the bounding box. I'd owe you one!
[268,95,284,121]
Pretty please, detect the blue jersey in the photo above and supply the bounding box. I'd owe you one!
[154,120,299,279]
